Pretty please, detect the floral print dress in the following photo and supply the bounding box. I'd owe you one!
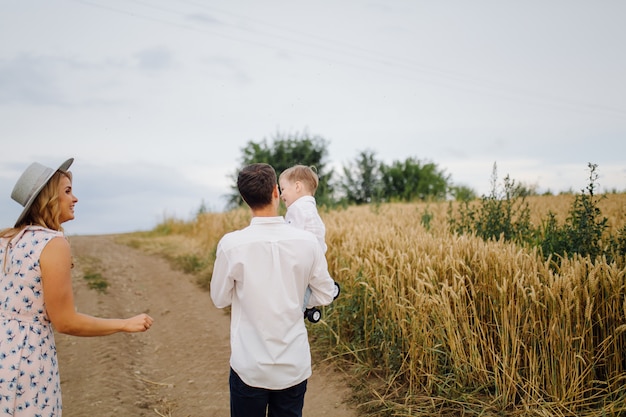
[0,226,64,416]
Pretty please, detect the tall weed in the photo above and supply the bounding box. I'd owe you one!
[449,163,624,267]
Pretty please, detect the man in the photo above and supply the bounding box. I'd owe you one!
[210,163,336,417]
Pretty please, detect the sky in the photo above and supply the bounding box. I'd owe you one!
[1,1,625,235]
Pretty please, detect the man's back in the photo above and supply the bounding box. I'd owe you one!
[210,216,335,389]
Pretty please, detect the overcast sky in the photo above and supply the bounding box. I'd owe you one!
[1,1,625,235]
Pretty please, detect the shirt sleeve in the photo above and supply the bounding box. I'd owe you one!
[210,242,234,308]
[286,203,327,253]
[285,204,306,229]
[305,246,335,307]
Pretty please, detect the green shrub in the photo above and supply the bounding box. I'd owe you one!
[449,162,620,266]
[447,163,533,245]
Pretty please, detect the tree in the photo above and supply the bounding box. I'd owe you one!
[450,184,477,201]
[338,149,383,205]
[379,157,450,202]
[226,131,334,208]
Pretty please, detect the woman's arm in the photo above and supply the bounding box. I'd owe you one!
[40,236,153,336]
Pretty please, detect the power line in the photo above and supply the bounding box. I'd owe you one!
[70,0,626,118]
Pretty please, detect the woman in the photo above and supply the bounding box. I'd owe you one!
[0,158,153,416]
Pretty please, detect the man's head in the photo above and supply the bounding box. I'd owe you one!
[237,163,278,210]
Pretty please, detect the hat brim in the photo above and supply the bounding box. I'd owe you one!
[14,158,74,227]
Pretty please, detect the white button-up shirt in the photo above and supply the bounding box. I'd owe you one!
[285,195,327,253]
[210,216,335,390]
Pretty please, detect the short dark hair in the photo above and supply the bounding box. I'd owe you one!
[237,163,277,209]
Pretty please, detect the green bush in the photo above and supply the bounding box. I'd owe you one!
[447,163,533,245]
[448,163,622,266]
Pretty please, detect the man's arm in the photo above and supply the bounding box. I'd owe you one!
[306,247,335,307]
[210,244,234,308]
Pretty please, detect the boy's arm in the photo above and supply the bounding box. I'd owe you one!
[287,204,327,253]
[285,204,306,229]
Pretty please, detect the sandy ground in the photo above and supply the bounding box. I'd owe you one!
[55,234,359,417]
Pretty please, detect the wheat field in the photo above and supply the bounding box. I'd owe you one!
[126,193,626,416]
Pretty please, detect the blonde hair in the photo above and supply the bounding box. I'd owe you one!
[1,170,72,238]
[279,165,319,194]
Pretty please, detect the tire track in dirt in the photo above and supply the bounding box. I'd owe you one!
[55,234,358,417]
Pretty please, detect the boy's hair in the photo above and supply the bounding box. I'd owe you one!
[237,163,277,209]
[279,165,319,194]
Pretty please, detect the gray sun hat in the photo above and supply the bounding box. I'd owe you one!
[11,158,74,226]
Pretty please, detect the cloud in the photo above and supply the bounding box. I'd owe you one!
[0,55,67,105]
[197,54,252,83]
[134,46,175,71]
[1,1,625,235]
[0,161,230,236]
[185,13,222,26]
[66,161,229,235]
[0,53,137,107]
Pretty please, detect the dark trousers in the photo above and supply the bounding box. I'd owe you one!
[229,368,307,417]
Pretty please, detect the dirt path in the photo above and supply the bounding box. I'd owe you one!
[55,234,358,417]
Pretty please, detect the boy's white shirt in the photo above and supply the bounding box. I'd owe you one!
[284,195,327,253]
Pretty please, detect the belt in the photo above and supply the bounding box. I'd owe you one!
[0,310,48,324]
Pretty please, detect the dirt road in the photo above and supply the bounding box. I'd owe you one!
[55,234,358,417]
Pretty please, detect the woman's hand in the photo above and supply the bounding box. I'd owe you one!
[123,313,154,332]
[42,237,156,336]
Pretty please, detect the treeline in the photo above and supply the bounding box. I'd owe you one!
[224,131,474,208]
[220,131,624,265]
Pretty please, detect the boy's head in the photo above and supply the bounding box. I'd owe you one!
[278,165,319,208]
[237,163,278,210]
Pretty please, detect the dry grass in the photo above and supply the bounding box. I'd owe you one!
[125,194,626,416]
[518,194,625,233]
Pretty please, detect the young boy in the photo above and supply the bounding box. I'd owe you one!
[279,165,340,322]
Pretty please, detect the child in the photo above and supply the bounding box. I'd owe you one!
[279,165,340,322]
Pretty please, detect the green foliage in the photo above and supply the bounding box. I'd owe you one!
[562,164,608,259]
[609,225,626,264]
[420,206,434,231]
[449,162,623,266]
[379,157,449,202]
[450,184,477,201]
[338,149,383,205]
[226,132,466,208]
[536,163,610,264]
[226,131,334,208]
[447,163,533,244]
[537,212,568,257]
[338,150,453,205]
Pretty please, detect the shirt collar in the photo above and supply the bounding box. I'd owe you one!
[295,195,316,204]
[250,216,285,225]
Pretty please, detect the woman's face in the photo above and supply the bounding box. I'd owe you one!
[58,174,78,223]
